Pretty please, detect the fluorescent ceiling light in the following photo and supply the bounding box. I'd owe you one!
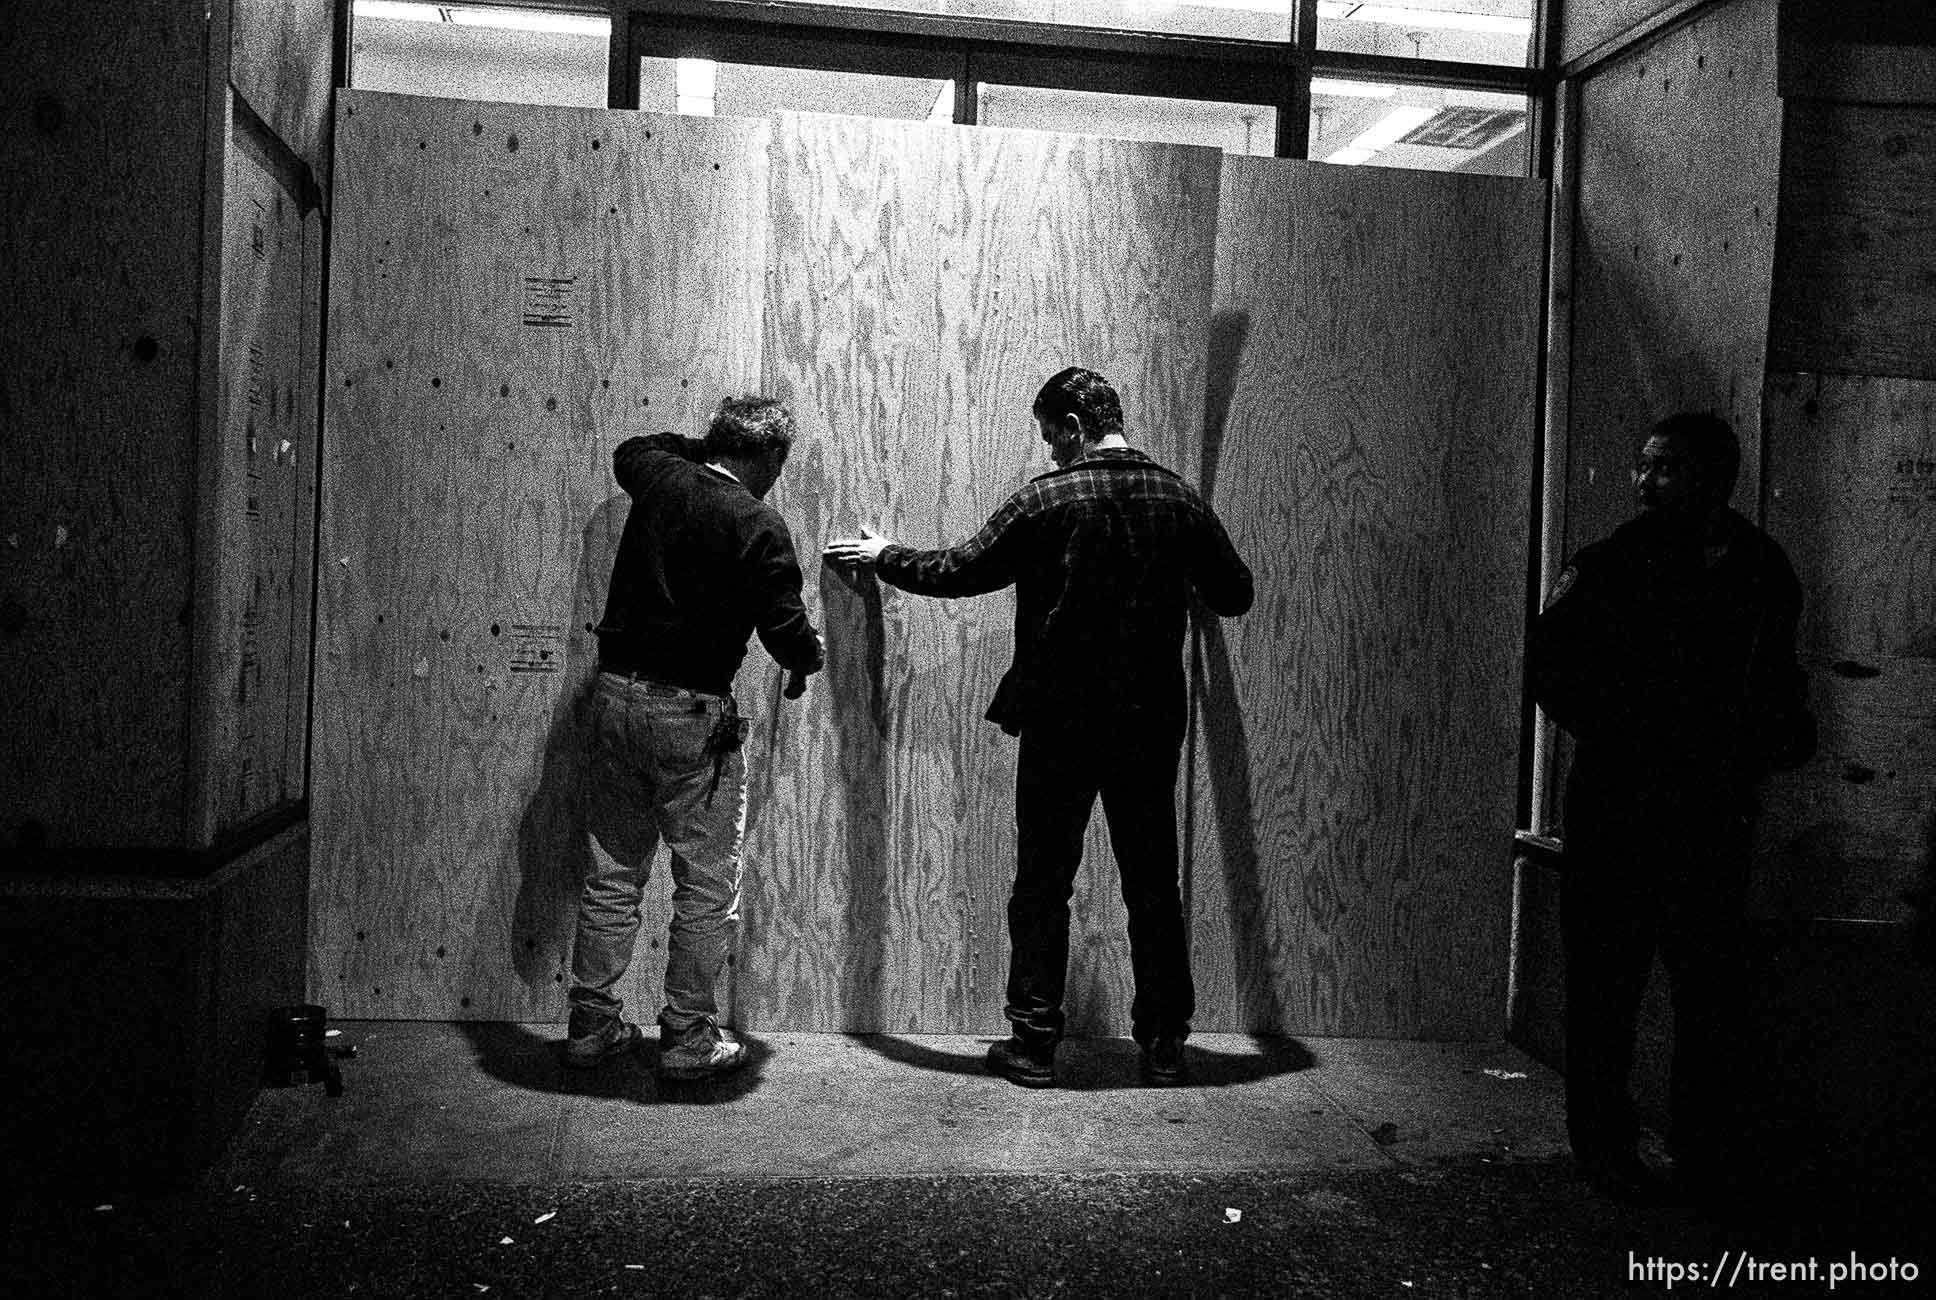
[1317,2,1533,36]
[1324,104,1437,163]
[355,1,443,22]
[1311,78,1396,98]
[676,58,717,99]
[354,2,608,37]
[1125,0,1294,11]
[447,8,608,37]
[676,57,716,116]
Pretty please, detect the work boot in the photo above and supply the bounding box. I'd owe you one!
[986,1035,1056,1088]
[1140,1034,1188,1086]
[658,1025,748,1082]
[562,1010,644,1069]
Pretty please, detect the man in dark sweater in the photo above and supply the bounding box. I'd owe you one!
[566,397,822,1081]
[1528,411,1814,1199]
[825,367,1254,1088]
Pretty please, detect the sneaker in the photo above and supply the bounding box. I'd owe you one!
[1140,1035,1188,1086]
[562,1015,644,1069]
[986,1036,1056,1088]
[657,1029,748,1082]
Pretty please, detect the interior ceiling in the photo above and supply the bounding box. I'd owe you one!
[360,7,1527,172]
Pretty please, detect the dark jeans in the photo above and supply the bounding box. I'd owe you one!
[1006,698,1193,1048]
[1560,782,1752,1175]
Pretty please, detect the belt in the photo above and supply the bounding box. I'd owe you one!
[597,661,725,697]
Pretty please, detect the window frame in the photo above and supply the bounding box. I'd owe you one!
[611,0,1556,173]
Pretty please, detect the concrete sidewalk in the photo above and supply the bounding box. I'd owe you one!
[218,1026,1569,1186]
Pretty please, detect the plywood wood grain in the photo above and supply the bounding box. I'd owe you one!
[1566,0,1780,560]
[314,92,768,1018]
[317,96,1540,1037]
[199,122,315,840]
[1193,157,1544,1037]
[1769,100,1936,382]
[748,114,1220,1034]
[1755,371,1936,921]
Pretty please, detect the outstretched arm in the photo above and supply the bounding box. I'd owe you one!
[750,520,825,695]
[825,497,1027,599]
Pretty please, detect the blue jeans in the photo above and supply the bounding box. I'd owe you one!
[568,672,747,1041]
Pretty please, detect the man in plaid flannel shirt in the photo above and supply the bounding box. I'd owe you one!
[826,367,1253,1087]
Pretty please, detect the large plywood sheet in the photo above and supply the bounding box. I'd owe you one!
[1566,0,1780,560]
[199,120,315,839]
[1769,100,1936,382]
[313,92,768,1018]
[1755,371,1936,922]
[1193,157,1545,1038]
[747,114,1221,1034]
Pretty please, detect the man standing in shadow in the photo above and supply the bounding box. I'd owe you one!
[825,368,1253,1088]
[1529,411,1815,1200]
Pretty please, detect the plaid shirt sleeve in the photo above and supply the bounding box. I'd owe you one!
[874,490,1033,598]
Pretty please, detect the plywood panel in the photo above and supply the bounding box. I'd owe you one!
[748,114,1220,1034]
[313,92,767,1018]
[1768,100,1936,381]
[1561,0,1706,66]
[1755,371,1936,921]
[1567,0,1780,560]
[1192,157,1544,1037]
[0,0,208,848]
[231,0,336,188]
[199,119,315,839]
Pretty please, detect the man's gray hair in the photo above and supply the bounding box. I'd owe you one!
[703,396,797,460]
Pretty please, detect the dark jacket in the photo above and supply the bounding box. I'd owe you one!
[596,433,820,696]
[1528,505,1815,800]
[875,447,1253,733]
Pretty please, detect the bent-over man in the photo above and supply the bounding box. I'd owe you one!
[565,397,823,1081]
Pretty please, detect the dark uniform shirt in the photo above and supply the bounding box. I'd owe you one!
[596,433,820,697]
[875,447,1253,733]
[1529,505,1814,824]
